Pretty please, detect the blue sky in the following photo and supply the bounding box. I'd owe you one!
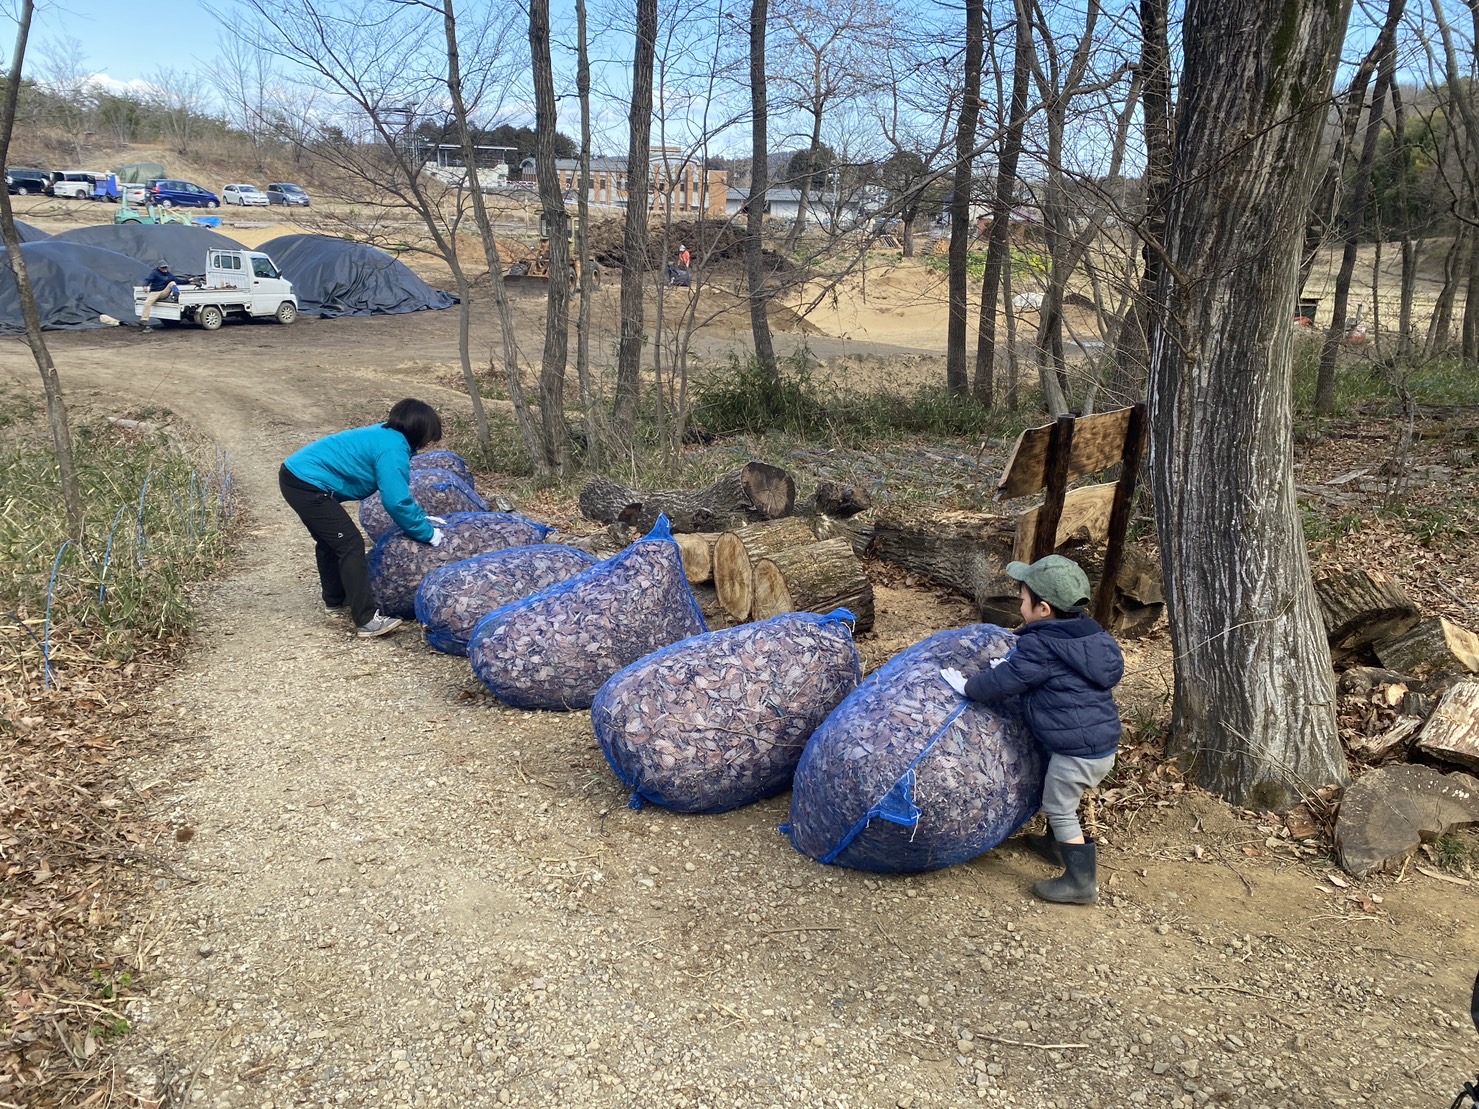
[16,0,183,86]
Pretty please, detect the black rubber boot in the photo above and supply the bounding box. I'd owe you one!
[1022,830,1063,867]
[1032,841,1098,905]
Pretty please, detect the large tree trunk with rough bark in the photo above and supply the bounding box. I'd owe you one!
[613,0,657,440]
[578,462,796,533]
[1146,0,1354,808]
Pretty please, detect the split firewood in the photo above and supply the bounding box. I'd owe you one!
[577,461,796,533]
[713,517,820,621]
[1316,569,1420,668]
[1414,679,1479,771]
[1375,617,1479,679]
[751,538,876,633]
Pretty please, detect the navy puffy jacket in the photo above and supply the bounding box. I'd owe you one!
[963,614,1124,759]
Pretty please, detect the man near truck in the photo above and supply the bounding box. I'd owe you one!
[139,260,185,324]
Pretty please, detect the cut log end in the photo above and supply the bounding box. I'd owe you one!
[750,538,875,633]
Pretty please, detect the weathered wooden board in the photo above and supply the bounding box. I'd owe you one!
[996,408,1134,499]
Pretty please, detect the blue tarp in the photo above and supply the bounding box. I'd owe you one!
[51,224,245,277]
[258,234,456,318]
[0,241,148,333]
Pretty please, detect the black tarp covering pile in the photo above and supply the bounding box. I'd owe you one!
[13,221,49,243]
[258,234,456,318]
[0,242,148,333]
[52,224,246,276]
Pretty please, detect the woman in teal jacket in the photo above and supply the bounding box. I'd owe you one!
[279,398,444,638]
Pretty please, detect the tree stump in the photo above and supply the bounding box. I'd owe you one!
[577,461,796,533]
[750,538,875,632]
[1335,763,1479,877]
[1375,617,1479,679]
[713,517,820,621]
[1315,569,1420,667]
[673,531,720,584]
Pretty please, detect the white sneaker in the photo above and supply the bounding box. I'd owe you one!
[355,613,403,638]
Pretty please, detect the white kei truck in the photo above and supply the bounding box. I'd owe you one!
[134,249,299,331]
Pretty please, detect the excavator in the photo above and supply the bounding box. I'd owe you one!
[505,214,600,290]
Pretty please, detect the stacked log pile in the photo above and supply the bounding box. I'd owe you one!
[575,461,1165,638]
[1319,568,1479,875]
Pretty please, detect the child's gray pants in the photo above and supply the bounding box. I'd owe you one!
[1042,752,1116,842]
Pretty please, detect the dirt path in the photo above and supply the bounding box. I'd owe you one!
[6,316,1479,1109]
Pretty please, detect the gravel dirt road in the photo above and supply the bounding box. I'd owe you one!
[6,308,1479,1109]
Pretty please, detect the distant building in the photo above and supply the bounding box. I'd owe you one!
[522,149,726,217]
[726,186,872,229]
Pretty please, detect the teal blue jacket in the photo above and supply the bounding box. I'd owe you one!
[283,425,434,542]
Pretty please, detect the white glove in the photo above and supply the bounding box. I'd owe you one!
[428,527,445,547]
[990,657,1006,669]
[940,668,967,696]
[426,515,446,526]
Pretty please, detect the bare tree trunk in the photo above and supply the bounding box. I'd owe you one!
[439,0,533,465]
[0,0,84,537]
[785,108,823,253]
[574,0,599,469]
[1109,0,1171,402]
[1002,259,1021,407]
[1147,0,1352,807]
[746,0,778,377]
[973,0,1032,406]
[1314,0,1404,414]
[1464,234,1479,362]
[1299,39,1383,295]
[1428,226,1465,351]
[529,0,571,476]
[945,0,985,397]
[614,0,658,442]
[1388,81,1417,357]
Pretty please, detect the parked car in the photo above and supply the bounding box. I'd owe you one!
[6,168,50,195]
[266,182,311,207]
[223,183,269,207]
[49,171,104,200]
[145,178,220,208]
[122,183,149,204]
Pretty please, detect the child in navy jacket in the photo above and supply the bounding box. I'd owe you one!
[941,555,1124,904]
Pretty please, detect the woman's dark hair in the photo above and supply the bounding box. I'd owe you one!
[385,398,442,451]
[1025,584,1076,620]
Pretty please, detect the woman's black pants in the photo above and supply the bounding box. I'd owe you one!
[278,465,376,626]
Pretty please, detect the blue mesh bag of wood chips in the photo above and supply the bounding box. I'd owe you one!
[368,511,554,619]
[360,468,488,542]
[410,449,474,485]
[468,515,707,711]
[783,624,1041,873]
[414,544,599,657]
[592,609,862,814]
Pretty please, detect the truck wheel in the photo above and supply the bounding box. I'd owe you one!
[198,305,224,331]
[275,301,298,325]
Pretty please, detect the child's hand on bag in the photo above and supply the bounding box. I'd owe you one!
[940,668,967,696]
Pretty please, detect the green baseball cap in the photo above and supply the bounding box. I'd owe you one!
[1006,554,1091,611]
